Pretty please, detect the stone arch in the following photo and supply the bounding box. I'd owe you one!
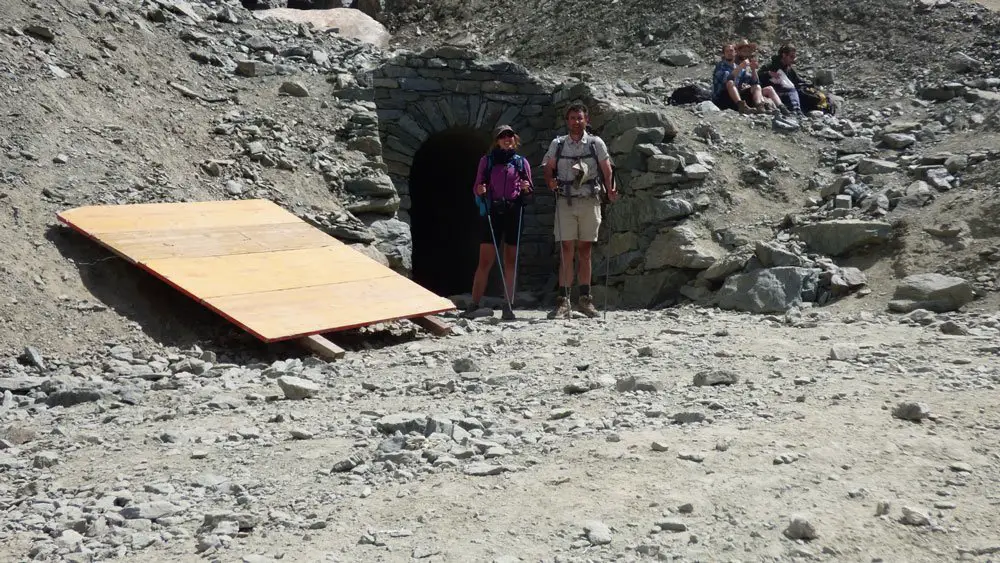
[371,45,558,299]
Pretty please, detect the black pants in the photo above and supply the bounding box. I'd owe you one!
[480,199,523,246]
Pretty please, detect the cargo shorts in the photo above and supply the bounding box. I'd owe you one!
[554,196,601,242]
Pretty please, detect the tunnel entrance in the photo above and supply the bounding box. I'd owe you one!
[409,127,493,298]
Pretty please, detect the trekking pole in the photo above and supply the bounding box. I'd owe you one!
[511,203,524,306]
[552,190,564,315]
[483,204,514,313]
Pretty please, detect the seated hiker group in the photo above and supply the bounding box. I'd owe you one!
[464,102,618,322]
[711,40,833,116]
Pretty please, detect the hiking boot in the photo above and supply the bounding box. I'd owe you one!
[547,296,571,320]
[577,295,599,318]
[737,100,751,115]
[501,302,516,321]
[460,303,490,319]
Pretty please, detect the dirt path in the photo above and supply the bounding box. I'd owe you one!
[3,307,999,562]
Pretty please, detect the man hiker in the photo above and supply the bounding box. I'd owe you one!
[759,43,806,114]
[542,102,618,319]
[463,124,532,320]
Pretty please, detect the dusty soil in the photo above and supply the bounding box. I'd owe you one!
[1,0,1000,561]
[3,307,1000,562]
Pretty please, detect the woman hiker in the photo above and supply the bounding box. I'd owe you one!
[463,124,533,320]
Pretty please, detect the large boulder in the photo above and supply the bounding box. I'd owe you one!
[792,220,893,257]
[609,127,666,155]
[619,268,693,308]
[601,108,679,143]
[888,273,974,313]
[715,267,819,313]
[366,217,412,271]
[253,8,390,48]
[606,196,693,232]
[645,227,722,270]
[697,249,751,282]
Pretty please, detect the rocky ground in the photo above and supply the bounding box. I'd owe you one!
[3,306,1000,562]
[2,0,1000,561]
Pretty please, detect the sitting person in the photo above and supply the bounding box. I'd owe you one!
[734,39,791,115]
[759,43,806,114]
[711,43,756,114]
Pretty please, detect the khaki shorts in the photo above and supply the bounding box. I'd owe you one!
[554,196,602,242]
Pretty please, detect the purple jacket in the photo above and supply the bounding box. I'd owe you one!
[472,152,532,201]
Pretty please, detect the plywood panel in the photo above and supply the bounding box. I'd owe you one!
[59,199,296,234]
[145,246,391,299]
[98,222,339,261]
[56,199,456,342]
[206,275,454,341]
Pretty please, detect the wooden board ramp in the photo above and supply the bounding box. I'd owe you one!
[57,199,456,359]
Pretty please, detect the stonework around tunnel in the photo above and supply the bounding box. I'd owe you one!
[341,45,720,308]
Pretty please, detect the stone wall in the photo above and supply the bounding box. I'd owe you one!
[364,45,561,293]
[340,46,721,307]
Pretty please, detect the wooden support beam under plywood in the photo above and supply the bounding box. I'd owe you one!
[298,334,346,360]
[411,315,453,337]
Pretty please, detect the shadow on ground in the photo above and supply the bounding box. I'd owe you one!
[45,223,429,362]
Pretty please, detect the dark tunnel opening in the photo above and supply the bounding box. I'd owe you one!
[409,127,494,298]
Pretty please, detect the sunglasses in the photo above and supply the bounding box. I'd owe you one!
[497,131,515,139]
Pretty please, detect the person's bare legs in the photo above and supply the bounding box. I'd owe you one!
[726,80,742,103]
[559,240,575,287]
[762,86,787,113]
[502,243,517,303]
[470,243,494,307]
[576,241,593,286]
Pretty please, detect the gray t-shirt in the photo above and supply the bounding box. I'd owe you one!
[542,133,611,198]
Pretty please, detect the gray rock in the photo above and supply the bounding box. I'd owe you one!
[646,227,721,270]
[121,501,181,520]
[583,521,613,545]
[784,516,818,540]
[672,412,706,424]
[814,69,835,86]
[683,163,711,180]
[19,347,45,369]
[463,463,508,476]
[657,519,688,532]
[376,413,427,434]
[609,127,666,154]
[225,180,244,195]
[616,376,663,393]
[829,344,860,361]
[888,273,973,313]
[276,376,320,400]
[715,267,818,313]
[892,401,930,422]
[452,357,479,373]
[755,241,805,268]
[647,155,681,174]
[278,81,309,97]
[900,506,931,526]
[45,389,107,408]
[367,217,412,271]
[882,133,916,149]
[857,158,899,175]
[698,250,751,282]
[949,52,981,73]
[658,48,699,66]
[792,220,893,257]
[33,451,60,468]
[0,377,47,392]
[607,196,694,231]
[346,175,396,198]
[693,369,739,386]
[939,320,970,335]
